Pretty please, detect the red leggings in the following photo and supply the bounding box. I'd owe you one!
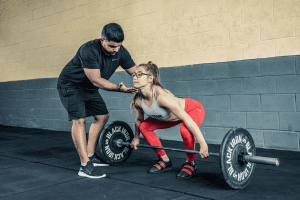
[139,98,205,161]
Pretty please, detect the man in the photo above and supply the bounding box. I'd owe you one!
[57,23,139,178]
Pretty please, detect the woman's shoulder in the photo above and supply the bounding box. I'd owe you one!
[155,85,172,96]
[134,93,143,107]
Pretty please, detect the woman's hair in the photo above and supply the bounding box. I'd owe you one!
[130,61,164,112]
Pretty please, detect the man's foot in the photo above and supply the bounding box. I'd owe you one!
[148,158,173,174]
[176,162,197,179]
[78,161,106,178]
[89,153,110,166]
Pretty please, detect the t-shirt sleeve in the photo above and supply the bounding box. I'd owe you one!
[120,46,135,70]
[78,45,100,69]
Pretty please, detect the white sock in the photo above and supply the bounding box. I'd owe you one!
[81,163,87,166]
[88,153,94,158]
[162,158,169,162]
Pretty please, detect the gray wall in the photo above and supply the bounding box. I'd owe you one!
[1,55,300,151]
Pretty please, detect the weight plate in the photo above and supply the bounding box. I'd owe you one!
[220,128,256,189]
[98,121,134,165]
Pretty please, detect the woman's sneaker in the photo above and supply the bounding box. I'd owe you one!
[148,158,173,174]
[176,162,197,179]
[78,161,106,178]
[89,153,110,166]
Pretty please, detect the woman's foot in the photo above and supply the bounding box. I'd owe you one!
[148,158,173,174]
[176,162,197,179]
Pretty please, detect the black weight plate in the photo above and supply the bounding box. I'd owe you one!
[98,121,134,165]
[220,128,256,189]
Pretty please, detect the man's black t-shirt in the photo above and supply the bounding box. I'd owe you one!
[58,39,135,90]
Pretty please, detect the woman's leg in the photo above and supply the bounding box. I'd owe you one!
[180,100,205,162]
[139,117,181,158]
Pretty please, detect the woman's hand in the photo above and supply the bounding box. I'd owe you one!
[199,142,209,159]
[130,137,140,150]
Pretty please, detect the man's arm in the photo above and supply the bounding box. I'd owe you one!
[124,65,139,75]
[83,68,120,91]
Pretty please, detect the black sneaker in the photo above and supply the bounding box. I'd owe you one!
[89,153,110,166]
[78,161,106,178]
[176,162,197,179]
[148,158,173,174]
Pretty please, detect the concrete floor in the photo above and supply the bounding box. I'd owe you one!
[0,125,299,200]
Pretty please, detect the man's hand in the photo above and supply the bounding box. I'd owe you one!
[119,82,139,93]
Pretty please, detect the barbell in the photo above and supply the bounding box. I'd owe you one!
[98,121,280,190]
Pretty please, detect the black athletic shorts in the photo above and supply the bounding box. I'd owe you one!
[57,80,108,121]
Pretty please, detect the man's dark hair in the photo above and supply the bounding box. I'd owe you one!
[101,23,124,43]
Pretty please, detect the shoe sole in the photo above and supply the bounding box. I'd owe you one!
[78,172,106,179]
[148,167,173,174]
[93,163,110,167]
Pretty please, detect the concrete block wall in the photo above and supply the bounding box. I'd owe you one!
[1,0,300,82]
[1,55,300,151]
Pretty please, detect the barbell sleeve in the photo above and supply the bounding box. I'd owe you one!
[243,155,280,166]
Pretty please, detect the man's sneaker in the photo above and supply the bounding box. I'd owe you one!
[89,153,110,166]
[148,158,173,174]
[78,161,106,178]
[176,162,197,179]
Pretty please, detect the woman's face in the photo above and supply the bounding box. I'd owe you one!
[132,66,153,88]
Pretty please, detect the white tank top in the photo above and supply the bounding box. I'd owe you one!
[141,85,172,119]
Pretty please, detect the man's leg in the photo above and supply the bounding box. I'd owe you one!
[71,118,90,164]
[87,114,110,156]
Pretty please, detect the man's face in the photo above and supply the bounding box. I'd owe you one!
[101,39,122,55]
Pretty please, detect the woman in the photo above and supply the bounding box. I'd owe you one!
[129,61,209,179]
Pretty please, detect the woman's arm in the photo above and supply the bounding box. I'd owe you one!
[157,93,209,158]
[130,99,144,150]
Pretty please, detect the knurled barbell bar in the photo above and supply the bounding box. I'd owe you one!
[98,121,280,190]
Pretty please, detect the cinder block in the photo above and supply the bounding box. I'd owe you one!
[204,127,230,144]
[15,108,27,118]
[274,0,300,21]
[203,62,230,79]
[46,88,60,99]
[264,131,299,151]
[159,67,179,82]
[217,112,246,128]
[247,112,279,130]
[246,129,264,148]
[105,97,120,110]
[30,99,41,108]
[230,59,260,78]
[202,29,230,48]
[179,64,203,81]
[119,97,135,111]
[201,111,217,127]
[297,94,300,111]
[277,75,300,94]
[109,110,131,124]
[296,56,300,74]
[202,95,230,111]
[279,112,300,132]
[229,25,259,44]
[215,78,244,94]
[52,108,69,120]
[242,4,273,25]
[166,81,190,96]
[190,80,214,95]
[261,56,296,76]
[231,95,261,111]
[36,108,52,118]
[244,76,276,94]
[52,119,72,131]
[30,118,53,129]
[260,18,294,40]
[275,37,300,57]
[261,94,296,111]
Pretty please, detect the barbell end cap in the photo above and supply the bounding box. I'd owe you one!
[115,139,123,148]
[276,159,280,166]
